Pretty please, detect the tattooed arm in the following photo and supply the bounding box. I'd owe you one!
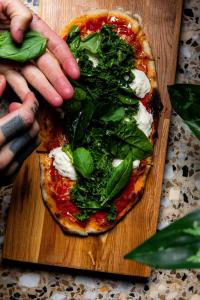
[0,77,39,184]
[0,0,80,107]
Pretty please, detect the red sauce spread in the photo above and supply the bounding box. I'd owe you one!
[114,165,146,214]
[90,211,112,227]
[80,16,107,35]
[141,92,152,112]
[49,161,81,223]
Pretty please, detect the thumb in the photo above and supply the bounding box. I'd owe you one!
[4,0,33,43]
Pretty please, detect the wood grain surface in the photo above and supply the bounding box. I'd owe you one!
[3,0,183,277]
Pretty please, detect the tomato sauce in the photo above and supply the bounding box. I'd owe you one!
[141,92,152,112]
[80,16,107,35]
[49,161,81,221]
[90,211,112,227]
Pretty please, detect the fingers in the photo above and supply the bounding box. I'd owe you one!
[31,15,80,80]
[21,63,63,107]
[0,92,38,146]
[0,121,39,170]
[35,52,74,100]
[0,63,63,106]
[0,74,6,96]
[0,63,31,101]
[3,0,33,43]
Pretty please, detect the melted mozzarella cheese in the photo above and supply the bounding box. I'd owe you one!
[134,101,153,137]
[88,54,99,67]
[129,69,151,98]
[112,159,140,169]
[49,147,77,180]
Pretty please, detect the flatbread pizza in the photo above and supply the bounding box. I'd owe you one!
[39,9,162,236]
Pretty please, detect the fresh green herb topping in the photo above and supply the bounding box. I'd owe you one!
[0,30,47,62]
[63,25,153,222]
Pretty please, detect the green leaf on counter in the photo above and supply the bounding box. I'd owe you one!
[73,147,94,179]
[168,84,200,140]
[0,30,47,62]
[124,209,200,269]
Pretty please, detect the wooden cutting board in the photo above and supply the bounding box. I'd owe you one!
[3,0,183,277]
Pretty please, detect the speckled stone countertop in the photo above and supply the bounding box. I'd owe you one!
[0,0,200,299]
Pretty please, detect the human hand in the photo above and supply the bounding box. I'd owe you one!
[0,75,40,181]
[0,0,80,107]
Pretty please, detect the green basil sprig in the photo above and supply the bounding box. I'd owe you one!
[0,30,47,62]
[102,153,133,205]
[125,209,200,269]
[73,147,94,179]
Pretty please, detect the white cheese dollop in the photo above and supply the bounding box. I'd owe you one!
[129,69,151,98]
[88,54,99,67]
[49,147,77,180]
[134,101,153,137]
[112,159,140,169]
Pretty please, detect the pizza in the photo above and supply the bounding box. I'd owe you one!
[39,9,162,236]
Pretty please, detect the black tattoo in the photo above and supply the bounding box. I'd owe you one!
[9,133,32,155]
[1,115,25,141]
[15,136,40,165]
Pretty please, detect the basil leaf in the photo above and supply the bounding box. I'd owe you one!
[0,30,47,62]
[73,147,94,179]
[72,100,95,148]
[103,152,133,205]
[168,84,200,140]
[79,33,101,54]
[118,94,138,106]
[74,87,87,101]
[101,107,125,122]
[67,25,80,57]
[125,209,200,269]
[68,25,80,40]
[112,117,153,159]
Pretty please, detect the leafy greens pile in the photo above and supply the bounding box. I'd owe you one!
[63,25,153,221]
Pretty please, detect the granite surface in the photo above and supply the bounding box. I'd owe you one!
[0,0,200,299]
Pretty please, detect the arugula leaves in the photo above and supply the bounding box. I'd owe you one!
[0,30,47,62]
[168,84,200,140]
[64,25,153,221]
